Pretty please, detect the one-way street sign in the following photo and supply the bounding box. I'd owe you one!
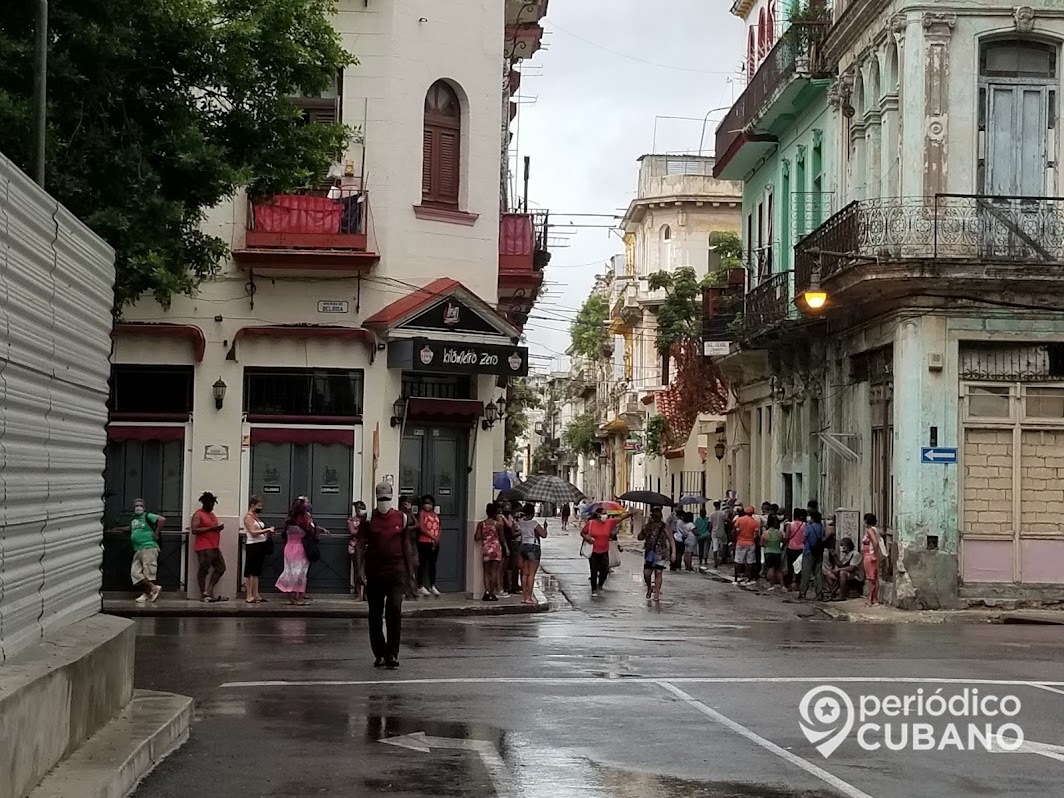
[921,447,958,464]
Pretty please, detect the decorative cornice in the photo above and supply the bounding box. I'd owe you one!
[1014,5,1035,32]
[922,12,957,40]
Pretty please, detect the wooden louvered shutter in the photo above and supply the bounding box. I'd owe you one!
[423,128,436,198]
[422,80,462,208]
[437,130,460,205]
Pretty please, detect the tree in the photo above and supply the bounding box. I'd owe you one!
[569,294,610,359]
[503,378,541,466]
[562,413,597,456]
[0,0,352,310]
[709,230,744,273]
[647,266,704,356]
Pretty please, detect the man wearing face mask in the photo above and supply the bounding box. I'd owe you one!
[357,482,414,668]
[127,498,165,603]
[348,500,368,601]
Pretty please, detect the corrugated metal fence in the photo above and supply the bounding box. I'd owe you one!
[0,151,115,662]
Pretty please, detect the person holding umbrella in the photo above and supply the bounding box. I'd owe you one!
[581,503,634,597]
[637,505,674,602]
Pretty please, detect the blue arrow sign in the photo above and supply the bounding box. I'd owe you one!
[921,447,958,464]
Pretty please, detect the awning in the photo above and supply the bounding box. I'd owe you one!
[250,427,355,446]
[107,425,185,443]
[664,447,686,460]
[226,325,375,361]
[406,398,484,424]
[112,323,206,362]
[363,277,520,339]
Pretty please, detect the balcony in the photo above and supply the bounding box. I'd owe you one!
[233,189,379,274]
[498,211,550,330]
[794,194,1064,305]
[713,21,831,181]
[744,271,795,334]
[701,281,745,355]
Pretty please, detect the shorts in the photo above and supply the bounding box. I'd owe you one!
[764,552,783,570]
[244,541,268,577]
[520,543,542,562]
[131,547,159,583]
[711,537,726,553]
[734,545,756,565]
[684,538,697,553]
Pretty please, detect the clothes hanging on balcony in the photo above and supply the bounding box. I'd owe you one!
[339,194,363,234]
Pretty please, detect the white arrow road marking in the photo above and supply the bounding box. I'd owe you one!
[381,732,513,797]
[991,736,1064,763]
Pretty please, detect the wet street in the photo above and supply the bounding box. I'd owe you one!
[131,529,1064,797]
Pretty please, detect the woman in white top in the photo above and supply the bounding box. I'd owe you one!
[516,502,547,606]
[243,496,274,604]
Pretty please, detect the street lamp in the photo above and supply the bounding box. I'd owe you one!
[713,440,726,461]
[212,378,227,410]
[390,396,406,428]
[496,395,508,421]
[800,247,829,311]
[482,401,499,431]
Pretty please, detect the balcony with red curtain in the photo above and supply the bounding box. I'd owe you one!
[233,189,380,273]
[498,211,549,330]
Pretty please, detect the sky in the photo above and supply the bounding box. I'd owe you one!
[514,0,744,373]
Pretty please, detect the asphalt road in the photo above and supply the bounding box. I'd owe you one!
[130,528,1064,798]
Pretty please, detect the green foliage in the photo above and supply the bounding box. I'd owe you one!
[647,266,703,356]
[569,294,610,360]
[0,0,353,310]
[530,441,556,476]
[710,230,744,267]
[562,413,597,456]
[644,414,670,458]
[503,378,542,466]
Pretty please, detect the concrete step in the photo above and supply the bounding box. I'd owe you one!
[29,690,192,798]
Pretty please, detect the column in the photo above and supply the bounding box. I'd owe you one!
[922,13,956,196]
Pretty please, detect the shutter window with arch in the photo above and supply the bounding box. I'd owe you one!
[423,80,462,207]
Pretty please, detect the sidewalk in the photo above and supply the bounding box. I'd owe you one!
[103,588,549,619]
[696,564,1064,625]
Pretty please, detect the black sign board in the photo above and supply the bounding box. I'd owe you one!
[403,298,499,335]
[388,338,530,377]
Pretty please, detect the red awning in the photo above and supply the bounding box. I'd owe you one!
[226,325,375,361]
[250,427,355,446]
[406,398,484,424]
[107,425,185,443]
[112,323,206,362]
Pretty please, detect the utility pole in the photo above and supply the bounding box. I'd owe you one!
[32,0,48,187]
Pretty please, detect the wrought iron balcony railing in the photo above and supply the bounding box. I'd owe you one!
[795,194,1064,294]
[714,21,830,171]
[744,271,793,332]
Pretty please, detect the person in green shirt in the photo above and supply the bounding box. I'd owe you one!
[694,508,711,572]
[126,498,165,603]
[760,514,785,590]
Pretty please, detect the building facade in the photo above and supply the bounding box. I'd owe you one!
[613,154,741,502]
[106,0,553,597]
[713,0,1064,607]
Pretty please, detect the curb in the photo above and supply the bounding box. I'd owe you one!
[29,690,192,798]
[104,597,549,620]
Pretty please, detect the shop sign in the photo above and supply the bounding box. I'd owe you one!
[388,337,529,377]
[317,300,349,314]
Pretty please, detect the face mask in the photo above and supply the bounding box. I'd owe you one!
[134,507,145,516]
[253,507,262,514]
[356,508,367,517]
[377,499,391,513]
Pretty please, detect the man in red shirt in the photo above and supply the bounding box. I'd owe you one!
[732,505,761,585]
[357,481,415,668]
[581,505,634,597]
[191,491,227,602]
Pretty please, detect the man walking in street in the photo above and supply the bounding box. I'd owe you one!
[192,491,227,602]
[798,510,827,601]
[732,506,760,584]
[358,481,415,669]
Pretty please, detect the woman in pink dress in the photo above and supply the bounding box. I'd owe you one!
[276,497,312,605]
[862,513,883,606]
[475,502,507,602]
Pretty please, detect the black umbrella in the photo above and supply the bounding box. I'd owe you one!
[617,490,675,507]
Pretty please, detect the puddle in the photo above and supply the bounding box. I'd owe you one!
[591,762,841,797]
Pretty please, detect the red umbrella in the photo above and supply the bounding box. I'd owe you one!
[587,501,624,516]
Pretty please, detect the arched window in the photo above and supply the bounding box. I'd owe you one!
[747,27,756,80]
[758,9,768,59]
[659,224,672,270]
[767,0,777,49]
[422,80,461,207]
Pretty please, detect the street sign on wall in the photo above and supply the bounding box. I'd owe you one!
[921,447,958,464]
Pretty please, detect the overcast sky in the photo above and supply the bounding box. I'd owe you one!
[515,0,743,372]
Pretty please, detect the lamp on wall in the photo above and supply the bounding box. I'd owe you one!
[496,395,508,421]
[390,396,406,428]
[482,401,499,431]
[713,439,726,461]
[800,247,829,312]
[212,378,227,410]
